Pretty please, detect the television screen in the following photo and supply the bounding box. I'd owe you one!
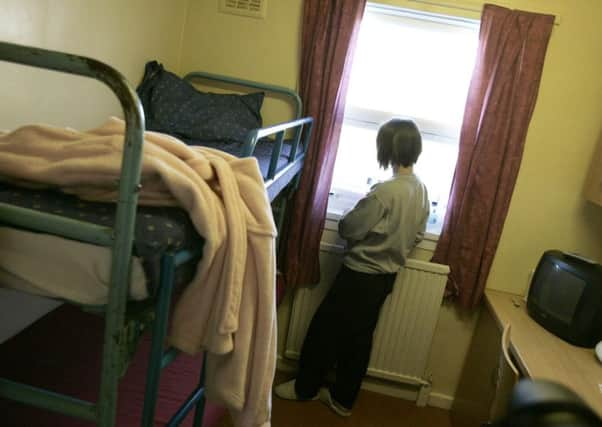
[530,258,586,325]
[527,250,602,347]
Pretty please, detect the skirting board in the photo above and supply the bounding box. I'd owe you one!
[428,392,454,410]
[276,356,454,410]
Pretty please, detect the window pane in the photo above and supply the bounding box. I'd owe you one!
[346,8,479,137]
[329,6,479,236]
[331,122,381,195]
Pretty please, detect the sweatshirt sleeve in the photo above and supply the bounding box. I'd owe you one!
[415,188,430,245]
[338,193,386,242]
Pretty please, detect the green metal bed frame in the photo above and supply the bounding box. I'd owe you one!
[0,41,313,427]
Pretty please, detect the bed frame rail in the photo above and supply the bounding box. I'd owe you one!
[183,70,303,119]
[244,117,313,176]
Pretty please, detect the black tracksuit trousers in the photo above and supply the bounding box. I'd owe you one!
[294,264,395,409]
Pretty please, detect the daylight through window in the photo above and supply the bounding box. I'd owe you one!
[328,4,480,235]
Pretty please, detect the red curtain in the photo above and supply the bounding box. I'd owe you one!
[281,0,366,287]
[432,4,554,309]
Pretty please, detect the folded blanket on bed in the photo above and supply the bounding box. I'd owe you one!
[0,117,276,427]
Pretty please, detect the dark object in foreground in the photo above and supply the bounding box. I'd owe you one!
[492,379,601,427]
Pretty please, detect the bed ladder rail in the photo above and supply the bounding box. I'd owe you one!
[0,41,144,427]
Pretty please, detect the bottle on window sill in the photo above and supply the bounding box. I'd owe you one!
[429,201,439,225]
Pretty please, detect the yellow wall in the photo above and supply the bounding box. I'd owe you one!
[482,1,602,294]
[0,0,189,130]
[179,0,303,125]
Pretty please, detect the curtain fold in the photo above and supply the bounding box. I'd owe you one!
[432,4,555,309]
[281,0,366,287]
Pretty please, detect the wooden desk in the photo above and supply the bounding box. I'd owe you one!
[452,290,602,427]
[485,289,602,418]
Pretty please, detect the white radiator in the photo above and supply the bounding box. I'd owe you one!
[284,256,449,405]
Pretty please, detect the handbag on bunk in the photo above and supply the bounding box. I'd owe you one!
[135,60,264,144]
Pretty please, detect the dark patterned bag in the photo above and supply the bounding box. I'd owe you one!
[136,61,264,144]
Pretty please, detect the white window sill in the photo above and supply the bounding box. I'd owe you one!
[418,231,439,251]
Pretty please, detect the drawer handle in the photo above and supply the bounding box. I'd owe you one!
[501,324,519,376]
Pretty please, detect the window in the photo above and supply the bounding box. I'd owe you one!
[328,4,479,236]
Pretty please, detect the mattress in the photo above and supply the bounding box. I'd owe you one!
[0,226,148,305]
[0,182,204,304]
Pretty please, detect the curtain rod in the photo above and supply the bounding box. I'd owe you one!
[406,0,561,25]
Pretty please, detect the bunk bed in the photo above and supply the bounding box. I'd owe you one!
[0,41,313,427]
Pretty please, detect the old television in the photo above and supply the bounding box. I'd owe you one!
[527,250,602,348]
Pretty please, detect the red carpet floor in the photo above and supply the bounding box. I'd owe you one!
[0,305,226,426]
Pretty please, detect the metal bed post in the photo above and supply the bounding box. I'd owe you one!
[96,60,145,427]
[141,248,207,427]
[291,119,313,191]
[141,252,177,426]
[191,352,208,427]
[164,351,207,427]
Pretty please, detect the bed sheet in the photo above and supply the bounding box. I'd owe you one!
[0,225,148,305]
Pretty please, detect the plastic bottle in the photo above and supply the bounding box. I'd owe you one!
[429,201,439,225]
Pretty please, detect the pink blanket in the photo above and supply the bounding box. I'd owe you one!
[0,117,277,427]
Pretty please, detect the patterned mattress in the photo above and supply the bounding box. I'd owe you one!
[0,182,203,293]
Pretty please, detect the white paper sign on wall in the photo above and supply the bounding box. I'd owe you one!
[219,0,267,19]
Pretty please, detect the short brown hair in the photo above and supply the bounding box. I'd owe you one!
[376,119,422,169]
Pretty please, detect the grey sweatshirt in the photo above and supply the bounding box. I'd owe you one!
[338,173,429,274]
